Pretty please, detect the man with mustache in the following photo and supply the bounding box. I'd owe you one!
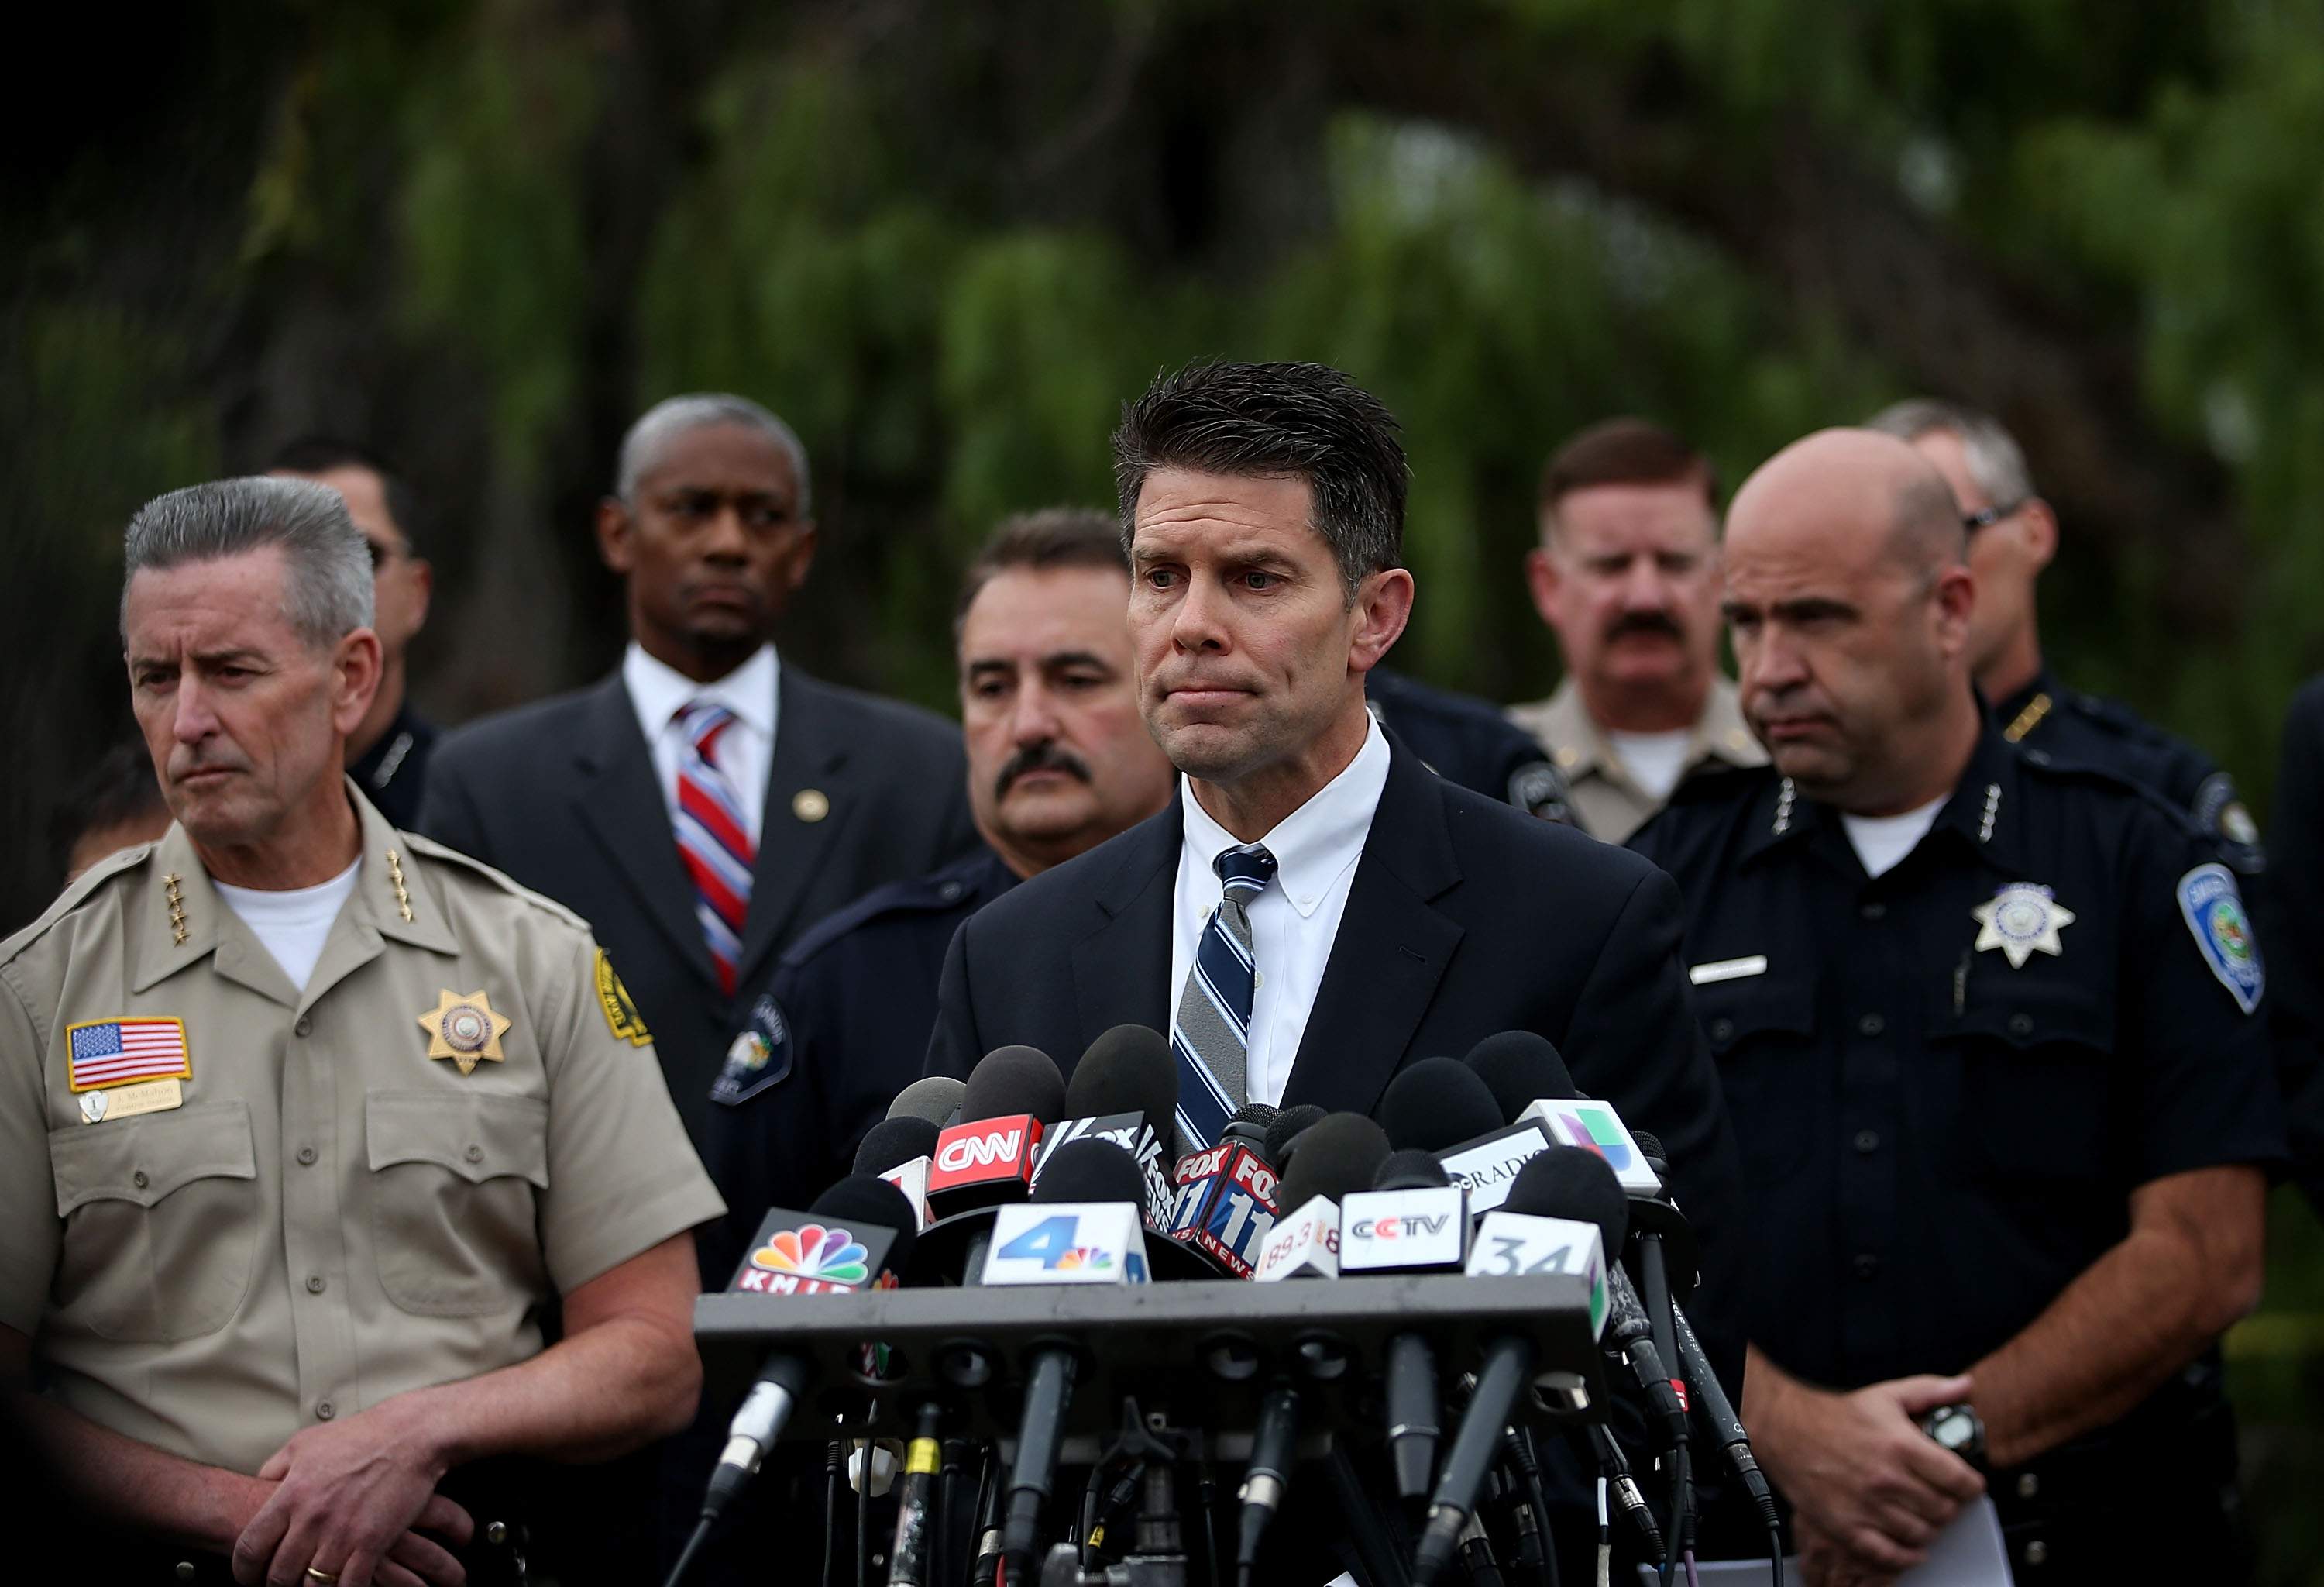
[1509,418,1764,842]
[1629,429,2279,1584]
[697,508,1174,1270]
[923,361,1746,1585]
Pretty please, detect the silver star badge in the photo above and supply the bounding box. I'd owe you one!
[1971,883,2075,969]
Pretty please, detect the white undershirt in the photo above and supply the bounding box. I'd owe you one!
[1607,728,1693,802]
[1841,796,1947,879]
[214,859,362,992]
[621,641,779,845]
[1169,718,1393,1108]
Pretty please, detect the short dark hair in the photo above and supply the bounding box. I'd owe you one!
[53,738,169,877]
[1538,418,1719,530]
[955,508,1128,631]
[1112,360,1407,595]
[266,435,427,552]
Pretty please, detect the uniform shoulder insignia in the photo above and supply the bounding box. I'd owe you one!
[593,951,654,1047]
[0,842,160,970]
[2190,771,2267,873]
[1506,758,1576,824]
[710,993,794,1106]
[395,831,591,931]
[2177,863,2264,1014]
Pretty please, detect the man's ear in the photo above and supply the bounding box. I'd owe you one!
[1349,567,1416,674]
[1933,563,1977,657]
[1524,542,1562,628]
[2017,499,2060,575]
[783,521,820,594]
[332,628,385,738]
[596,497,634,574]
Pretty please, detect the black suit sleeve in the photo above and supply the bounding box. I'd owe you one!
[1567,863,1751,1397]
[924,918,983,1081]
[2264,683,2324,1217]
[414,743,490,859]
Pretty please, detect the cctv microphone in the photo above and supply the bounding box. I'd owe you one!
[1167,1102,1284,1278]
[927,1045,1065,1218]
[993,1137,1153,1579]
[1250,1112,1391,1282]
[1263,1103,1327,1168]
[889,1074,969,1127]
[855,1115,942,1230]
[1033,1024,1180,1228]
[1352,1151,1461,1502]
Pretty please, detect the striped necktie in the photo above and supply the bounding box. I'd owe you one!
[1170,842,1277,1150]
[673,702,756,996]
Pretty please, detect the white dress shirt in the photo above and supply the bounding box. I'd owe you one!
[1169,716,1392,1107]
[621,641,780,847]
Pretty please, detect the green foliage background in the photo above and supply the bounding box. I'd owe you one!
[5,2,2321,1575]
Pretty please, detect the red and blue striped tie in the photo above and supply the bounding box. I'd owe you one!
[673,702,756,995]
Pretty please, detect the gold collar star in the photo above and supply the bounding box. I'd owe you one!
[416,988,513,1075]
[1972,883,2075,969]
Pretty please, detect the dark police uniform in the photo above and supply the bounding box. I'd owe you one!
[1630,724,2283,1581]
[698,845,1018,1282]
[349,701,437,830]
[1367,666,1576,823]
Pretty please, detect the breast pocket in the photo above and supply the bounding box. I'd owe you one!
[1937,979,2117,1186]
[366,1090,550,1317]
[47,1101,260,1342]
[1695,976,1819,1186]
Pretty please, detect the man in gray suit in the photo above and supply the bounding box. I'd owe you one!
[423,394,978,1146]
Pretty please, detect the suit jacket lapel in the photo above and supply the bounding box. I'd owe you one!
[737,666,849,989]
[572,673,718,990]
[1283,741,1464,1116]
[1069,795,1182,1046]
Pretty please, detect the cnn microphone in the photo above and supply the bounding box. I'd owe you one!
[926,1045,1066,1220]
[995,1138,1151,1578]
[855,1115,941,1230]
[1167,1102,1284,1278]
[1249,1112,1391,1282]
[1033,1023,1180,1228]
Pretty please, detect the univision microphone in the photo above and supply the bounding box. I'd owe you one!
[1249,1112,1391,1282]
[691,1175,922,1549]
[1030,1023,1179,1230]
[926,1045,1067,1217]
[1165,1103,1283,1278]
[1377,1055,1552,1217]
[988,1137,1153,1578]
[854,1115,941,1230]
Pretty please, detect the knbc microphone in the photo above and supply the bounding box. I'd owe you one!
[1250,1113,1391,1282]
[927,1045,1066,1217]
[993,1138,1152,1578]
[1031,1023,1179,1229]
[1166,1103,1283,1278]
[855,1115,941,1230]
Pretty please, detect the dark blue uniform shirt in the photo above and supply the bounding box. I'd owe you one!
[1367,666,1576,821]
[1630,723,2282,1394]
[698,845,1019,1283]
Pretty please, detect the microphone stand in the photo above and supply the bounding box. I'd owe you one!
[1631,1234,1691,1579]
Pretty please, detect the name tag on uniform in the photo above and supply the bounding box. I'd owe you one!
[79,1078,185,1124]
[1688,955,1768,986]
[67,1017,192,1124]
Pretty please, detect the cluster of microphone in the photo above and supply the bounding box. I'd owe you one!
[674,1025,1783,1587]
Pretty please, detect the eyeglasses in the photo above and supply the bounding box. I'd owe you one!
[364,539,408,571]
[1962,501,2026,532]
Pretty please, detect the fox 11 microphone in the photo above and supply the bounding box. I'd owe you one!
[1166,1103,1284,1277]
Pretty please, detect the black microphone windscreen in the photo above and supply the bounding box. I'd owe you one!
[1230,1101,1281,1128]
[1264,1103,1328,1168]
[808,1173,922,1272]
[854,1116,940,1175]
[1376,1056,1505,1152]
[1030,1136,1147,1207]
[1504,1147,1630,1249]
[1463,1030,1580,1121]
[888,1076,968,1127]
[961,1045,1067,1125]
[1373,1148,1452,1192]
[1277,1113,1393,1210]
[1066,1024,1177,1124]
[1630,1129,1670,1183]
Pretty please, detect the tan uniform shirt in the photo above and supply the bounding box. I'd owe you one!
[0,784,724,1475]
[1505,676,1765,845]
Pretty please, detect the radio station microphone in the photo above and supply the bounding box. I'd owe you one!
[683,1174,921,1583]
[997,1138,1152,1579]
[927,1045,1065,1219]
[1033,1023,1180,1228]
[1380,1052,1554,1217]
[1166,1102,1284,1278]
[1250,1112,1391,1282]
[1234,1379,1299,1585]
[856,1115,942,1229]
[889,1074,969,1127]
[1263,1103,1327,1168]
[1462,1030,1572,1123]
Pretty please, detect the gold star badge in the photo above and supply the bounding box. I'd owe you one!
[1971,883,2075,969]
[416,989,513,1075]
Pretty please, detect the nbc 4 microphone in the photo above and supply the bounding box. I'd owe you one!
[1166,1103,1284,1277]
[1031,1023,1180,1229]
[1249,1112,1391,1282]
[988,1137,1152,1579]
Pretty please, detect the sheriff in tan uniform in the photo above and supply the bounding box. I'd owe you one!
[1507,674,1763,844]
[0,788,719,1478]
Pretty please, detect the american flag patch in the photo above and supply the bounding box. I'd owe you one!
[67,1018,191,1092]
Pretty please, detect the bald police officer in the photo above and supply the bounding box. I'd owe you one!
[0,478,723,1587]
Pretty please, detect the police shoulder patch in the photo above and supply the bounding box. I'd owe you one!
[593,950,653,1047]
[2176,862,2264,1014]
[710,995,794,1106]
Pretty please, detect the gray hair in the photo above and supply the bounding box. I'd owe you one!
[1864,398,2036,511]
[615,393,813,514]
[121,477,374,648]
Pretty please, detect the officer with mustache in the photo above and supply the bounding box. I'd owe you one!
[1509,418,1765,842]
